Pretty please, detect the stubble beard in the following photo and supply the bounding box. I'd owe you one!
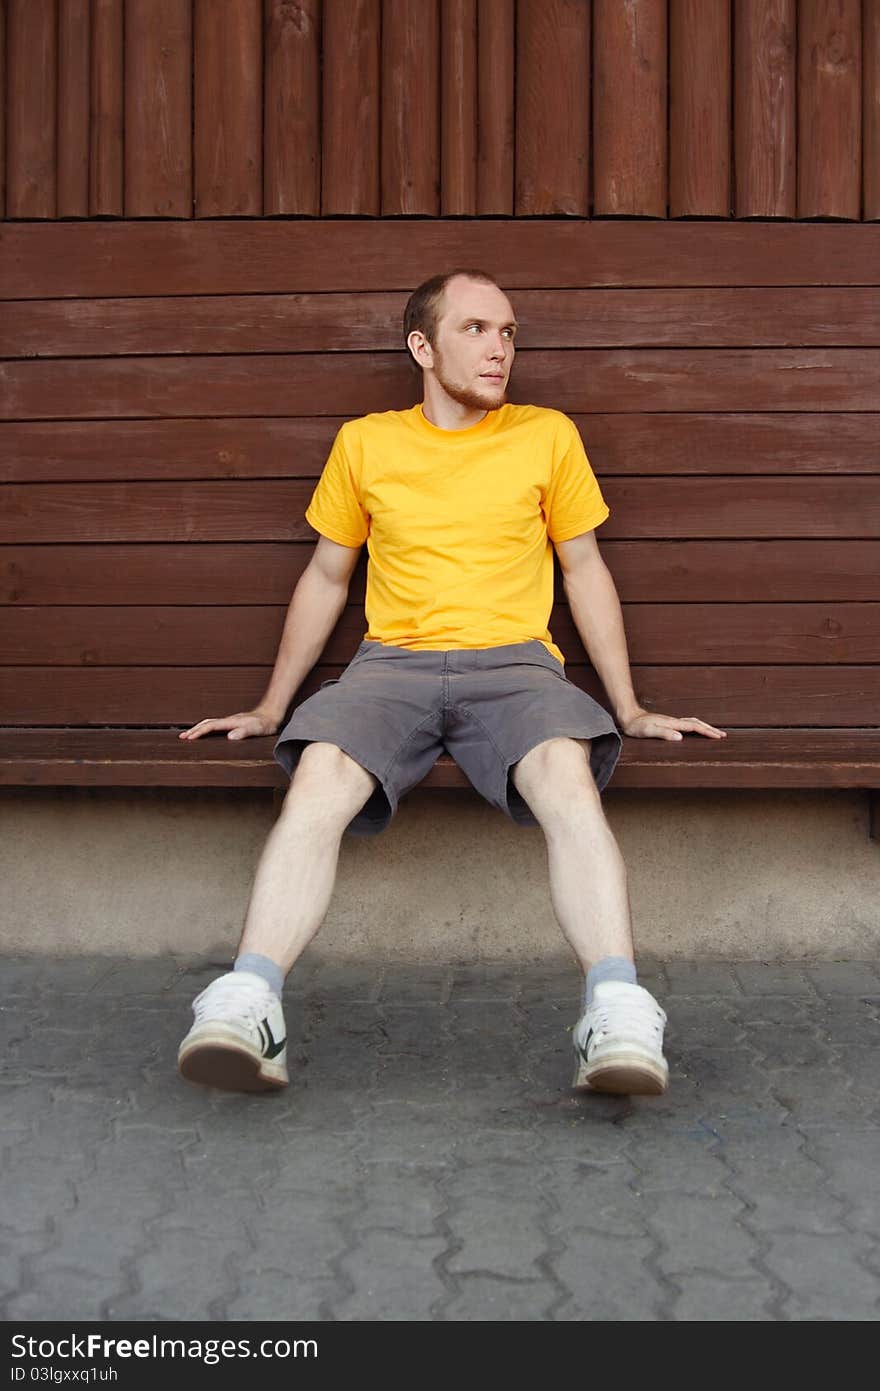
[431,352,509,412]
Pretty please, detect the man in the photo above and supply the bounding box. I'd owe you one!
[177,269,726,1098]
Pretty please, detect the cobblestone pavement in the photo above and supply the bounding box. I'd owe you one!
[1,956,879,1322]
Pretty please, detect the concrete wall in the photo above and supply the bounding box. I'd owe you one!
[3,786,878,962]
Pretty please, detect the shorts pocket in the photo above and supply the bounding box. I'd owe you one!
[319,677,341,690]
[521,642,566,678]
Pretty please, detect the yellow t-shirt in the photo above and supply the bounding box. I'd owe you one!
[304,402,609,665]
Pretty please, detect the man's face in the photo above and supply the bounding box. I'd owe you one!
[419,277,517,411]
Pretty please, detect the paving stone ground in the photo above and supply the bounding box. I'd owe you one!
[2,956,879,1322]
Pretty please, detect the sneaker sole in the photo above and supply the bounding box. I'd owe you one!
[572,1051,668,1096]
[178,1039,288,1093]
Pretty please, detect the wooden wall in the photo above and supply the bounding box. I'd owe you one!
[2,0,879,221]
[1,219,878,734]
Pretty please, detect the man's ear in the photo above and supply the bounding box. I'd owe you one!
[407,329,432,370]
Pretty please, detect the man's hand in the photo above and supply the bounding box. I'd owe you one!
[619,708,728,742]
[178,708,281,741]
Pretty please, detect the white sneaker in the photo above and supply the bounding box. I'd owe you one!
[178,970,289,1092]
[572,981,669,1095]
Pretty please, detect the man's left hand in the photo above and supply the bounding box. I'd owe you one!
[620,708,728,741]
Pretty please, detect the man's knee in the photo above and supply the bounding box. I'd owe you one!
[283,741,378,819]
[511,736,600,821]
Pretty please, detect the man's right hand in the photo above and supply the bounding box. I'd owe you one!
[178,708,281,741]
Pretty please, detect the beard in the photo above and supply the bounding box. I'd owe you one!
[431,352,509,412]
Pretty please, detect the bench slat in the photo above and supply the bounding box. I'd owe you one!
[1,728,878,790]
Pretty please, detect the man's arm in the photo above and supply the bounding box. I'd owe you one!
[555,530,641,725]
[178,534,361,741]
[554,530,727,741]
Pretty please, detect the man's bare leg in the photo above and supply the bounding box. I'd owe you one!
[509,736,633,970]
[510,736,668,1094]
[178,741,378,1091]
[238,741,379,974]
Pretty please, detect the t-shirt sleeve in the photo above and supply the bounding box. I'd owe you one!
[543,415,610,542]
[304,424,370,547]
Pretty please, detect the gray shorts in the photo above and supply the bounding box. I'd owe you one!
[273,639,622,837]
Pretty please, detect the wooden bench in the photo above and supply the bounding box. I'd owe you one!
[2,221,879,838]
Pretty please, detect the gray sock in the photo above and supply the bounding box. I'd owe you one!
[234,952,284,998]
[584,956,637,1008]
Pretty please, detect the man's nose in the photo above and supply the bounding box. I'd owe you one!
[488,333,509,359]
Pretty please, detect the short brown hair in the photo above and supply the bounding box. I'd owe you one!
[403,269,501,366]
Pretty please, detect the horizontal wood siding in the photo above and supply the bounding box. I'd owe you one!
[1,221,878,742]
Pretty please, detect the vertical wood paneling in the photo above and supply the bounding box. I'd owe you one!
[798,0,862,219]
[477,0,515,213]
[593,0,667,217]
[322,0,380,213]
[382,0,440,214]
[265,0,321,216]
[2,1,879,224]
[194,0,263,217]
[734,0,796,217]
[6,0,57,218]
[441,0,477,214]
[670,0,731,217]
[0,0,6,217]
[58,1,91,218]
[90,0,124,216]
[125,0,192,218]
[515,0,589,215]
[867,0,880,220]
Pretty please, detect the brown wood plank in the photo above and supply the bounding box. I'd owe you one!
[382,0,440,214]
[0,0,5,219]
[194,0,262,217]
[515,0,589,215]
[6,0,57,218]
[321,0,380,214]
[734,0,796,217]
[0,0,4,218]
[3,414,878,484]
[670,0,731,217]
[5,541,880,605]
[866,0,880,221]
[3,603,880,667]
[1,728,879,789]
[89,0,123,216]
[3,222,878,298]
[264,0,321,216]
[593,0,666,217]
[57,0,90,218]
[3,348,879,420]
[476,0,514,213]
[441,0,477,214]
[3,477,880,544]
[798,0,862,220]
[2,665,878,727]
[125,0,192,218]
[7,286,880,358]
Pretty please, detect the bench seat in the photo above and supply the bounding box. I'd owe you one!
[2,727,879,791]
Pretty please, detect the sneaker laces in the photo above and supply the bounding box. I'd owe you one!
[192,974,273,1025]
[586,994,666,1050]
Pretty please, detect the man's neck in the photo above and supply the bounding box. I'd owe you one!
[420,398,489,432]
